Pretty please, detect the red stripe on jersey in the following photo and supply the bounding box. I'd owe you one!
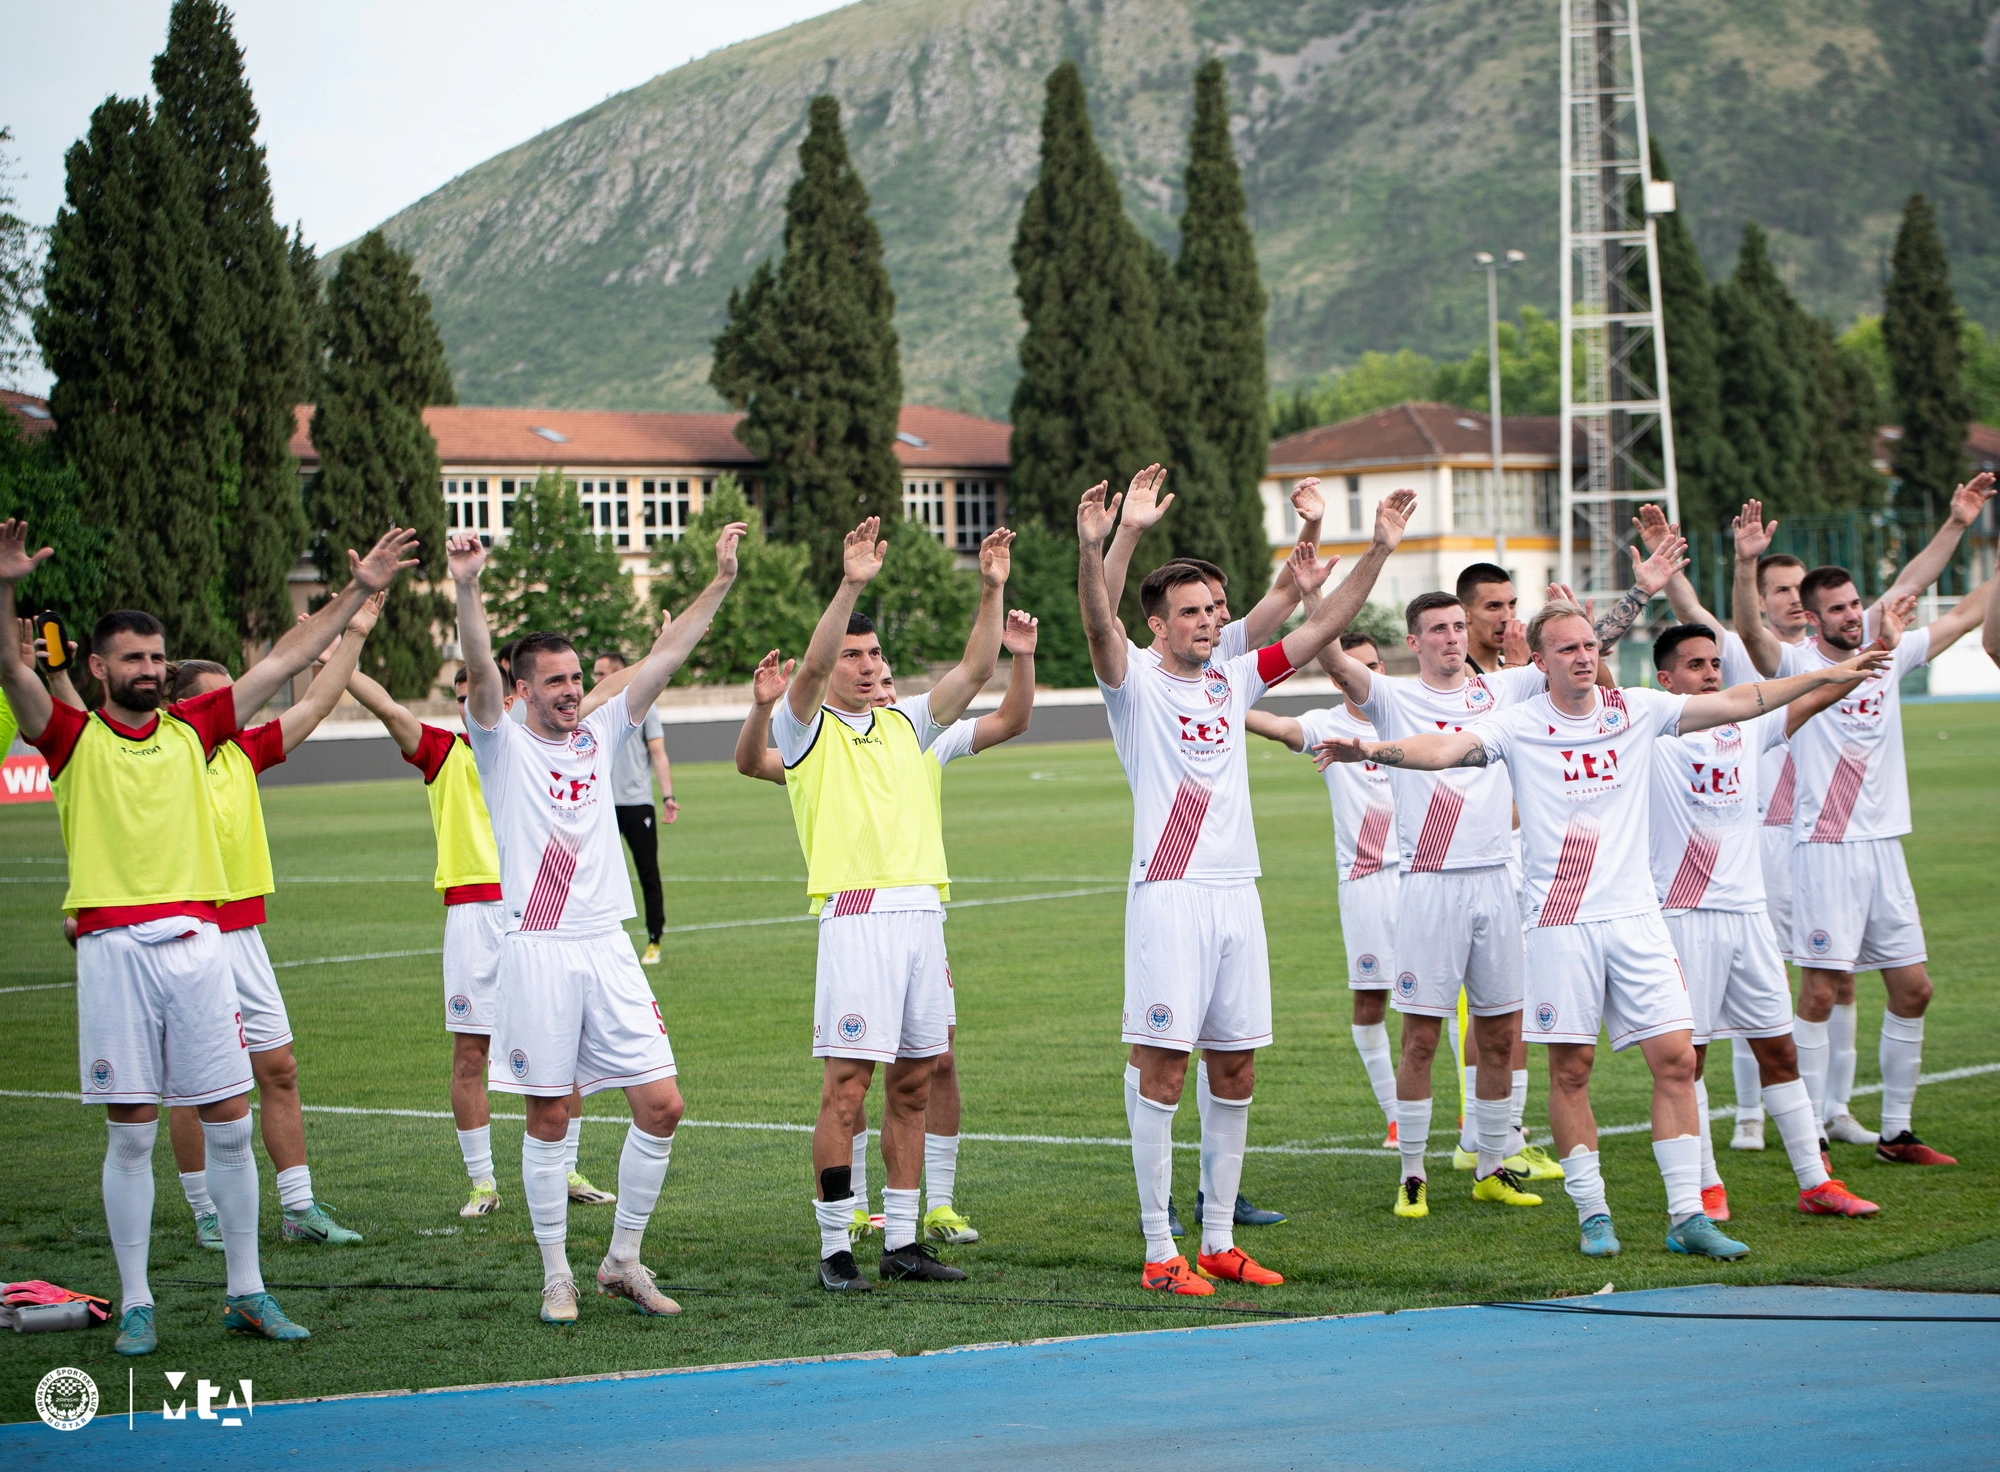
[520,833,580,931]
[1662,827,1721,910]
[1408,787,1466,873]
[829,889,876,917]
[1763,753,1796,827]
[1809,746,1869,843]
[1146,780,1212,881]
[1539,818,1600,926]
[1348,804,1392,881]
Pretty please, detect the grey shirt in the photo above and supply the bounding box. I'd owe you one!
[611,705,665,806]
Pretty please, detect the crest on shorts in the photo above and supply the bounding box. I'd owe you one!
[448,994,471,1019]
[509,1048,529,1078]
[89,1058,113,1091]
[569,727,598,756]
[1535,1002,1558,1031]
[838,1013,867,1042]
[1808,929,1832,955]
[1358,954,1379,977]
[1145,1002,1173,1033]
[1395,972,1418,998]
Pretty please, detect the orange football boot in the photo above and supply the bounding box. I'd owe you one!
[1141,1255,1214,1295]
[1799,1179,1880,1217]
[1196,1247,1284,1286]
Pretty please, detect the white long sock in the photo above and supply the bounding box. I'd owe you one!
[1508,1068,1530,1152]
[104,1119,158,1314]
[1397,1097,1432,1182]
[1763,1077,1829,1190]
[1793,1017,1830,1127]
[1351,1024,1397,1125]
[178,1168,214,1219]
[608,1125,673,1261]
[1561,1145,1608,1224]
[1122,1063,1141,1135]
[1653,1134,1702,1222]
[1472,1095,1510,1176]
[1194,1062,1215,1208]
[813,1195,856,1259]
[1693,1081,1722,1190]
[1200,1093,1250,1256]
[1878,1012,1925,1140]
[275,1164,314,1214]
[203,1116,265,1298]
[1458,1066,1478,1154]
[523,1134,571,1283]
[457,1125,494,1184]
[1731,1039,1764,1122]
[850,1131,870,1213]
[1132,1094,1178,1263]
[1826,1002,1859,1121]
[882,1187,920,1252]
[563,1115,582,1175]
[923,1133,959,1214]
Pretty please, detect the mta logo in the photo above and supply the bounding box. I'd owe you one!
[1686,762,1741,799]
[1357,954,1379,977]
[448,994,471,1019]
[509,1048,529,1078]
[1808,930,1832,956]
[1560,748,1621,784]
[547,770,597,804]
[1176,712,1232,753]
[838,1013,867,1042]
[1145,1003,1174,1034]
[1535,1002,1558,1031]
[1395,972,1418,998]
[89,1058,114,1091]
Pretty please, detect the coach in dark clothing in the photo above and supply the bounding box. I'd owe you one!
[594,652,676,964]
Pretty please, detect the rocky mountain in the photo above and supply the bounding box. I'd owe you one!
[367,0,2000,418]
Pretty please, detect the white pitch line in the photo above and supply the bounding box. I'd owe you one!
[0,982,68,995]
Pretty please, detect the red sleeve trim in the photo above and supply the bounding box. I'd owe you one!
[406,724,454,784]
[217,896,267,931]
[1256,642,1295,687]
[444,883,502,906]
[235,721,287,775]
[28,699,89,779]
[169,684,238,756]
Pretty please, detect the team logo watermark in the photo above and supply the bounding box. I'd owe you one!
[1145,1002,1173,1034]
[1808,929,1832,956]
[35,1367,96,1432]
[1357,954,1379,978]
[1395,972,1418,999]
[1535,1002,1558,1031]
[838,1013,867,1043]
[448,994,471,1020]
[89,1058,114,1091]
[160,1372,254,1425]
[509,1048,530,1078]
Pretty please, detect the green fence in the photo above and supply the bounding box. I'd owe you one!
[1686,507,1987,620]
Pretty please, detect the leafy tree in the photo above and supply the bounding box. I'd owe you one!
[996,517,1091,688]
[1962,321,2000,428]
[1429,306,1564,418]
[0,128,43,391]
[484,467,644,661]
[1269,350,1440,438]
[36,96,236,662]
[1883,193,1971,510]
[153,0,307,644]
[305,229,454,696]
[648,472,815,685]
[710,95,901,590]
[1648,143,1736,540]
[863,515,978,679]
[288,227,324,401]
[0,410,105,621]
[1801,313,1882,513]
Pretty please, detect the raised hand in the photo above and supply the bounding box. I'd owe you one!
[1734,501,1775,561]
[842,517,886,586]
[1837,645,1894,682]
[446,532,486,582]
[1311,734,1374,771]
[349,590,386,636]
[1875,591,1918,650]
[712,521,749,581]
[1500,617,1530,667]
[1002,609,1039,656]
[1373,489,1417,552]
[1629,528,1689,596]
[1287,538,1339,596]
[979,527,1016,588]
[349,526,422,593]
[1290,477,1324,525]
[1947,471,1996,528]
[1077,481,1122,545]
[1117,464,1172,533]
[0,519,54,584]
[751,648,795,707]
[1632,502,1675,555]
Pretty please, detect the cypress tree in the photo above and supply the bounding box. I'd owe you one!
[710,96,902,591]
[1149,244,1231,589]
[1649,142,1736,542]
[1174,59,1270,596]
[0,128,40,390]
[1801,314,1882,513]
[288,227,324,401]
[153,0,308,647]
[35,96,236,661]
[306,229,454,697]
[1883,194,1971,511]
[1713,224,1810,515]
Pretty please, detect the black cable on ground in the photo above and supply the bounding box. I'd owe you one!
[1483,1301,2000,1323]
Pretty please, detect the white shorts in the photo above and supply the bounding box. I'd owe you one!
[1524,910,1693,1051]
[1757,825,1794,960]
[1792,838,1926,973]
[1338,867,1398,989]
[1391,866,1524,1018]
[1663,908,1794,1045]
[492,929,676,1097]
[221,927,292,1053]
[77,920,251,1107]
[813,909,953,1062]
[443,901,506,1035]
[1122,880,1272,1053]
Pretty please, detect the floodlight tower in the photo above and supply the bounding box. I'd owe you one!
[1558,0,1678,592]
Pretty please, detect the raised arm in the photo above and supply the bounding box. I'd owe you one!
[1244,707,1304,752]
[1239,478,1325,647]
[1590,527,1687,650]
[345,667,424,756]
[234,526,420,723]
[791,519,887,723]
[1680,647,1893,735]
[926,528,1013,724]
[1279,489,1415,670]
[0,522,54,741]
[623,523,746,720]
[448,532,505,730]
[1634,503,1724,631]
[1078,475,1137,688]
[1881,472,1995,608]
[971,609,1038,751]
[1732,501,1784,677]
[1917,568,1997,660]
[649,737,676,822]
[1099,464,1175,629]
[736,649,790,784]
[1314,726,1487,772]
[278,593,381,753]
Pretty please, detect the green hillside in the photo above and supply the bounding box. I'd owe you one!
[367,0,2000,418]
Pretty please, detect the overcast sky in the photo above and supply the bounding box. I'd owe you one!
[3,1,852,392]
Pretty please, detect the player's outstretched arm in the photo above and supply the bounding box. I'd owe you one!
[279,592,381,753]
[1239,478,1325,647]
[929,527,1013,724]
[1078,475,1137,688]
[1592,527,1686,651]
[625,522,746,721]
[448,533,505,731]
[1635,503,1725,633]
[1244,707,1304,752]
[1732,502,1784,676]
[1915,567,1997,660]
[235,526,420,724]
[1680,647,1893,735]
[1280,489,1414,670]
[0,521,54,741]
[1314,727,1486,772]
[1780,601,1910,738]
[1881,472,1995,610]
[345,667,424,756]
[580,610,663,718]
[972,610,1038,752]
[736,650,791,784]
[791,518,886,723]
[1099,465,1174,632]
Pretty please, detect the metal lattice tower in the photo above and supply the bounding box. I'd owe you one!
[1559,0,1678,592]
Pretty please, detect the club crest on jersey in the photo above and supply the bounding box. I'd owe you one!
[448,994,471,1020]
[1145,1002,1173,1034]
[509,1048,529,1078]
[89,1058,114,1091]
[1535,1002,1558,1031]
[1357,953,1379,977]
[1808,929,1832,956]
[1463,680,1493,710]
[1204,672,1230,705]
[1395,972,1418,999]
[569,727,598,756]
[838,1013,867,1043]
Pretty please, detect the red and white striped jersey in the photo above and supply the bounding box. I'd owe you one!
[1781,627,1930,844]
[1296,705,1400,880]
[1101,644,1293,884]
[1648,710,1787,913]
[466,699,641,936]
[1358,667,1545,872]
[1475,687,1689,927]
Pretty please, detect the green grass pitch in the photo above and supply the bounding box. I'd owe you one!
[3,705,1998,1419]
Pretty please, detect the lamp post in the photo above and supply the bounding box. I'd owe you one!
[1474,249,1526,568]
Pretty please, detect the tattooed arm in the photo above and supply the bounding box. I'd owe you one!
[1311,727,1487,772]
[1593,528,1687,648]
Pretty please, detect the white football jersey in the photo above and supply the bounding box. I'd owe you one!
[1101,643,1292,883]
[1130,618,1249,671]
[1648,709,1787,913]
[1358,667,1545,871]
[1476,686,1690,927]
[466,699,640,936]
[930,716,977,767]
[1718,630,1796,819]
[1296,705,1400,880]
[1783,627,1930,844]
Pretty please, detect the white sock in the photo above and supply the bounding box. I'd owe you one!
[1878,1012,1925,1140]
[1826,1001,1859,1121]
[923,1133,959,1214]
[1560,1144,1608,1224]
[1731,1039,1764,1122]
[275,1163,315,1215]
[1351,1023,1397,1125]
[203,1115,265,1298]
[523,1134,571,1283]
[1458,1065,1478,1154]
[1132,1093,1178,1263]
[1693,1080,1722,1189]
[814,1195,856,1260]
[1793,1017,1830,1127]
[1397,1096,1432,1182]
[563,1115,582,1176]
[882,1187,920,1252]
[1200,1093,1251,1256]
[1763,1077,1829,1190]
[1194,1062,1215,1208]
[457,1125,494,1184]
[178,1168,214,1219]
[1653,1134,1703,1222]
[608,1125,673,1261]
[1122,1063,1141,1136]
[1509,1067,1530,1145]
[1472,1095,1510,1177]
[850,1131,870,1212]
[105,1119,158,1313]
